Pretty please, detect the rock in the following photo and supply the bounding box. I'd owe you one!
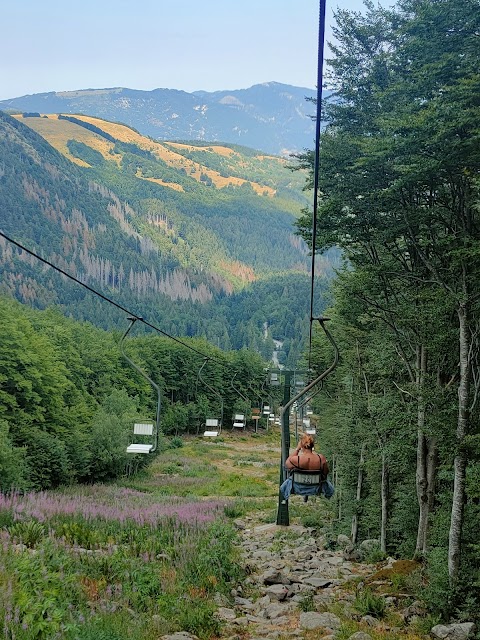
[358,539,380,557]
[255,595,271,608]
[343,544,362,561]
[216,607,237,621]
[214,591,229,606]
[299,611,342,630]
[347,633,373,640]
[265,584,290,601]
[161,634,198,640]
[431,623,476,640]
[262,569,291,585]
[337,534,352,548]
[401,600,426,621]
[361,615,379,627]
[304,577,333,588]
[265,602,291,619]
[233,519,247,530]
[232,617,249,626]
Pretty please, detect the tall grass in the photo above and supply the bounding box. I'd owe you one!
[0,485,241,640]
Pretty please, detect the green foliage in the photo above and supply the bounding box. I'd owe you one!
[0,420,28,491]
[167,436,184,449]
[411,614,443,635]
[417,548,452,618]
[297,591,316,612]
[67,139,106,167]
[353,589,386,619]
[295,0,480,622]
[7,520,47,547]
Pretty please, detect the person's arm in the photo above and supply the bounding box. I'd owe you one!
[319,454,329,475]
[285,444,302,469]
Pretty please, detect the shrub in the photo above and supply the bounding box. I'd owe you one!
[353,588,386,618]
[168,436,184,449]
[298,591,316,612]
[8,520,47,547]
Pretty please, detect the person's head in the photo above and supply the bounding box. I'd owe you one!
[300,434,315,450]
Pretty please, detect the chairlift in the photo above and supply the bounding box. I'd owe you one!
[204,418,221,438]
[127,423,155,453]
[303,417,316,436]
[246,377,268,433]
[270,372,280,386]
[197,359,224,437]
[120,318,160,455]
[230,372,249,431]
[277,317,340,526]
[232,413,247,430]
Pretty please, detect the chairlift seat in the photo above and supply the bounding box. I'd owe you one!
[127,443,153,454]
[263,405,270,415]
[291,469,322,485]
[306,428,316,435]
[127,423,154,454]
[133,422,154,435]
[287,468,326,497]
[232,413,246,429]
[203,418,219,437]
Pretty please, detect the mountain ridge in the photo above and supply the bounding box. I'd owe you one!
[0,82,318,155]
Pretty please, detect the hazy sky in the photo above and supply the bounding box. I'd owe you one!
[2,0,372,100]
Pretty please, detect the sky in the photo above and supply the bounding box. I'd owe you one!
[1,0,372,101]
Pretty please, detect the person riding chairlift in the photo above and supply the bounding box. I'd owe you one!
[280,433,333,502]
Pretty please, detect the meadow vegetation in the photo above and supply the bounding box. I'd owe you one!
[0,435,281,640]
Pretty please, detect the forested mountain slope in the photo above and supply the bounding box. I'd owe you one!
[0,82,317,155]
[0,111,332,361]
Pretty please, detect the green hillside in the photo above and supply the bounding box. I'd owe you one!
[0,111,332,362]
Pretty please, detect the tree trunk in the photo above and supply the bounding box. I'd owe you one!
[351,442,365,543]
[448,301,470,584]
[415,344,432,555]
[380,449,388,553]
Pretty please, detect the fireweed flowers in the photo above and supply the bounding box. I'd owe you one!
[0,486,239,640]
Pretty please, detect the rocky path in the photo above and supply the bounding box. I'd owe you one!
[161,439,476,640]
[214,515,380,640]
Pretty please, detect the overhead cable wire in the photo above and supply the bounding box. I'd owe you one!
[0,230,223,363]
[308,0,327,369]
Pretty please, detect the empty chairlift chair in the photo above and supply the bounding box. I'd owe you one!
[303,417,316,435]
[121,318,160,456]
[232,413,246,430]
[203,418,220,437]
[197,359,224,438]
[127,422,155,454]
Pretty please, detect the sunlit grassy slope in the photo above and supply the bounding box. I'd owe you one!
[14,113,304,197]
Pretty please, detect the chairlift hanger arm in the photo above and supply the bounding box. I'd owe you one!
[284,318,339,416]
[120,317,160,453]
[297,382,324,411]
[230,371,249,402]
[198,358,224,425]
